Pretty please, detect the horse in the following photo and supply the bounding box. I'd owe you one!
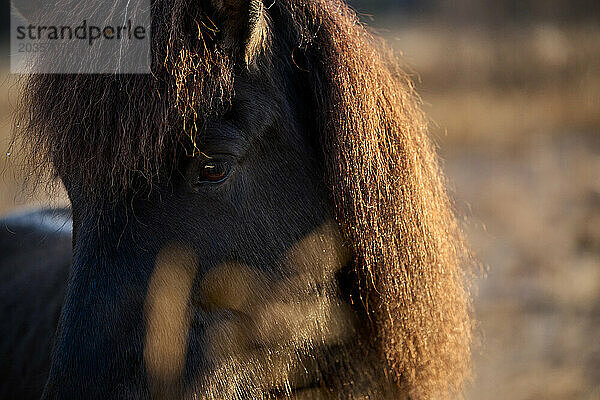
[1,0,473,398]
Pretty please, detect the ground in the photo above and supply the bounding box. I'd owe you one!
[450,135,600,399]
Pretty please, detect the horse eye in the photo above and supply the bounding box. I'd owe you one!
[198,159,231,184]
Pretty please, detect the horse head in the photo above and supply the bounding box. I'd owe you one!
[10,1,473,398]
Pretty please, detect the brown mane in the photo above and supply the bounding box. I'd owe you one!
[14,0,473,398]
[296,2,474,397]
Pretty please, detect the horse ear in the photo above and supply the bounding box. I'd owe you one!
[211,0,271,65]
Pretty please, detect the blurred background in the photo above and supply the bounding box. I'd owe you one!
[1,1,599,399]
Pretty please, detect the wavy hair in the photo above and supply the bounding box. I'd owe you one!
[274,2,474,398]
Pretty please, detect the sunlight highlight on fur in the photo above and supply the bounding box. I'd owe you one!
[144,244,198,399]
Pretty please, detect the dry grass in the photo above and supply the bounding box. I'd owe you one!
[383,23,600,149]
[447,135,600,399]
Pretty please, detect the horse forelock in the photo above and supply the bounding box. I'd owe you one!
[15,0,236,199]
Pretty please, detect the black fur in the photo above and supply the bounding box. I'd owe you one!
[0,209,71,399]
